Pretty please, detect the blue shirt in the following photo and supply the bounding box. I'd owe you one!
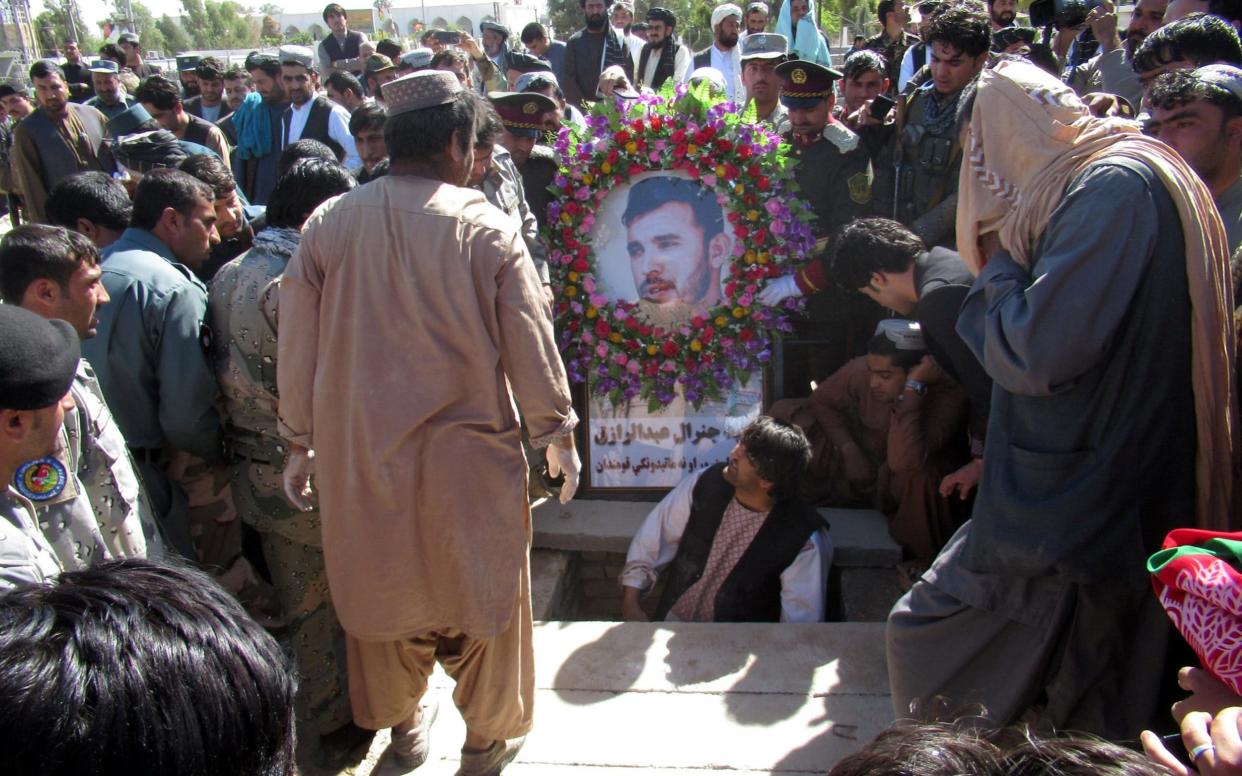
[82,228,221,461]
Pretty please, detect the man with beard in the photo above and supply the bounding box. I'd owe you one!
[745,1,770,35]
[184,57,232,124]
[1067,0,1168,109]
[279,46,359,171]
[693,4,745,101]
[741,33,789,128]
[865,0,918,95]
[636,7,692,91]
[83,59,137,121]
[177,56,202,99]
[987,0,1016,30]
[893,1,988,247]
[481,21,517,86]
[564,0,635,108]
[11,61,114,225]
[224,66,253,112]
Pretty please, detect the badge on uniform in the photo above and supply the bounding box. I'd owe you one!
[848,171,873,205]
[15,456,70,502]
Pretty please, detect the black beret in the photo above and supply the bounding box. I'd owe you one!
[0,305,79,411]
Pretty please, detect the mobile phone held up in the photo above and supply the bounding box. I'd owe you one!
[435,31,461,45]
[870,94,896,121]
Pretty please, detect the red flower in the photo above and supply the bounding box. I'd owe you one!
[631,119,645,133]
[651,117,664,132]
[754,228,768,245]
[639,324,654,336]
[701,327,715,344]
[669,129,687,143]
[737,145,753,161]
[565,201,582,215]
[595,319,611,337]
[724,281,737,297]
[739,328,755,342]
[757,177,771,191]
[715,139,734,153]
[662,340,679,357]
[571,257,589,272]
[683,357,698,371]
[734,225,750,240]
[606,149,619,164]
[727,211,741,224]
[614,129,631,144]
[691,315,706,328]
[628,163,644,176]
[747,164,761,178]
[645,361,659,376]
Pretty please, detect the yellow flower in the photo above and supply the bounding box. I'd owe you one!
[567,271,579,282]
[757,252,770,264]
[582,173,594,185]
[732,306,746,318]
[714,315,728,327]
[609,332,623,343]
[690,339,703,352]
[647,344,659,355]
[687,143,700,154]
[601,162,612,174]
[716,164,727,177]
[744,250,757,265]
[565,286,579,297]
[747,209,759,221]
[734,183,745,195]
[586,306,598,319]
[625,141,637,154]
[560,212,572,225]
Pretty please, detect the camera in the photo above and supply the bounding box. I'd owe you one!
[1029,0,1101,29]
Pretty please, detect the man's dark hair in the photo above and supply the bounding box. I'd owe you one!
[245,51,282,79]
[1150,67,1242,121]
[877,0,900,25]
[431,47,470,71]
[195,56,225,81]
[1000,729,1169,776]
[622,176,724,239]
[828,723,1002,776]
[829,217,925,291]
[1134,12,1242,72]
[0,225,99,304]
[326,70,364,101]
[422,28,442,44]
[0,84,27,100]
[926,0,992,58]
[224,64,250,83]
[323,2,346,22]
[843,49,887,81]
[45,172,132,234]
[0,559,296,776]
[99,42,125,64]
[522,21,549,44]
[647,6,677,27]
[130,168,214,230]
[737,416,812,501]
[179,154,237,200]
[476,104,504,146]
[29,59,65,82]
[134,74,183,110]
[868,330,926,369]
[267,158,355,229]
[1210,0,1242,25]
[376,38,403,60]
[385,88,483,162]
[279,138,342,177]
[349,99,387,136]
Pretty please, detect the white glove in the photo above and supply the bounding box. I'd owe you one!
[757,274,802,306]
[282,446,316,512]
[546,441,581,504]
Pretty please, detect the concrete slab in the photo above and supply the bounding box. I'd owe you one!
[529,549,574,620]
[533,499,903,568]
[346,620,892,775]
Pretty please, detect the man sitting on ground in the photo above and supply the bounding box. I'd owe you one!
[620,416,829,623]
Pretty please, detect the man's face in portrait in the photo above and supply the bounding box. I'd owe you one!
[626,194,729,309]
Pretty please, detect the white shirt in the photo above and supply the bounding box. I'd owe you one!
[708,44,744,101]
[899,45,918,93]
[284,94,360,169]
[620,468,831,623]
[639,42,692,90]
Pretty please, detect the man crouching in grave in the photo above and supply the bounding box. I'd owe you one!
[620,416,831,622]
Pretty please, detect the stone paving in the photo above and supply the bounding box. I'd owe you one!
[341,620,893,775]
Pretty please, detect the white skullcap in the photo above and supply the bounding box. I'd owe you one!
[874,319,925,351]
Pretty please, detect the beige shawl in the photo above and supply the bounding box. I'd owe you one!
[956,59,1236,531]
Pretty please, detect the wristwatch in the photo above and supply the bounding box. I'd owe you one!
[904,379,927,396]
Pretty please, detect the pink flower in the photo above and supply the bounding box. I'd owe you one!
[583,277,597,294]
[595,343,609,358]
[738,293,754,307]
[575,186,591,201]
[626,360,641,374]
[765,199,784,216]
[589,293,607,307]
[702,175,717,187]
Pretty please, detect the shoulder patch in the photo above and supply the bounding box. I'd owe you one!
[822,121,860,154]
[848,170,873,205]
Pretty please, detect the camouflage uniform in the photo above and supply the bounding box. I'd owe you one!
[481,145,549,283]
[12,361,164,571]
[206,225,352,738]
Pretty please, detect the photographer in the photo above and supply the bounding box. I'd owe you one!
[1064,0,1167,109]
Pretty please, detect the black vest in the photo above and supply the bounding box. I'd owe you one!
[182,113,215,148]
[284,97,334,148]
[693,48,711,71]
[654,463,824,622]
[637,41,680,90]
[322,30,364,71]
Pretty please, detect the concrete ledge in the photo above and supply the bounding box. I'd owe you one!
[530,549,575,621]
[351,621,892,774]
[533,499,902,568]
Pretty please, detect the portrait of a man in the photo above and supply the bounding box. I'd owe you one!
[620,175,731,327]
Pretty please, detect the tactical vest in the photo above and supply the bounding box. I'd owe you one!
[654,463,824,623]
[896,88,962,226]
[637,41,680,90]
[322,31,364,73]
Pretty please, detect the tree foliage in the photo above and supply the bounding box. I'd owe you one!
[179,0,259,49]
[156,14,194,54]
[34,1,98,56]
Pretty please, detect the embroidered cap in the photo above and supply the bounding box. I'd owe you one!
[746,1,770,13]
[776,58,842,108]
[741,33,788,61]
[489,91,558,137]
[875,319,925,351]
[278,45,315,69]
[400,47,435,70]
[0,305,79,411]
[382,70,463,116]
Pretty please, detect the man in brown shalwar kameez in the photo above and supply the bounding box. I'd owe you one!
[276,70,581,775]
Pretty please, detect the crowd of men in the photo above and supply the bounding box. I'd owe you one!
[2,0,1242,773]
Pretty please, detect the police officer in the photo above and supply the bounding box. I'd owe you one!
[758,59,880,395]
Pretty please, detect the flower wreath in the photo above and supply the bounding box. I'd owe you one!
[547,85,816,412]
